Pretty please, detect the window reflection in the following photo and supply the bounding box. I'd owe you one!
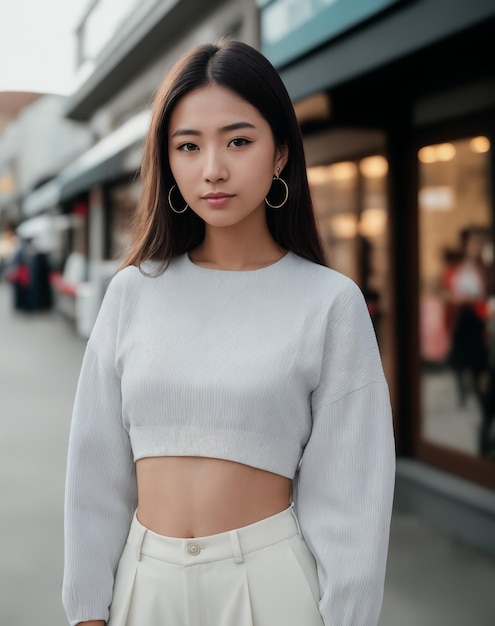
[109,180,140,261]
[308,155,389,353]
[419,137,495,459]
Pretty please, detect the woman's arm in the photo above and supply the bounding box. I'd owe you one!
[294,278,396,626]
[63,272,138,626]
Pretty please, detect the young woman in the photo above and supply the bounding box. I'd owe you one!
[62,40,395,626]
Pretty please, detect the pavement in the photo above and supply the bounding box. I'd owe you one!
[0,281,494,626]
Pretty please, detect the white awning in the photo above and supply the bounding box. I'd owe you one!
[17,213,72,237]
[22,178,61,216]
[58,109,150,200]
[16,214,73,252]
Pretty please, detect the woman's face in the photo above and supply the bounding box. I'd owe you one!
[168,84,287,229]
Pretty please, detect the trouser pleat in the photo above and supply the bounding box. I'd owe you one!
[107,506,323,626]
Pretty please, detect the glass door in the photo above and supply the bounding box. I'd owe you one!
[307,155,392,373]
[418,136,495,461]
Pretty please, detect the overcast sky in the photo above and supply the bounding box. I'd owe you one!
[0,0,88,95]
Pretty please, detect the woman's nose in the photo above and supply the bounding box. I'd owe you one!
[203,150,229,183]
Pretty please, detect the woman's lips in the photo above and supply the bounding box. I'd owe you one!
[202,194,234,207]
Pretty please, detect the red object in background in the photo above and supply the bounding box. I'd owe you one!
[4,264,30,286]
[421,295,450,362]
[441,262,489,331]
[17,264,31,287]
[73,200,88,217]
[50,271,78,297]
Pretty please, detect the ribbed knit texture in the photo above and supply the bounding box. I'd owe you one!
[62,251,396,626]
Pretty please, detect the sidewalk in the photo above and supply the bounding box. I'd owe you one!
[0,282,494,625]
[0,283,86,626]
[382,513,495,625]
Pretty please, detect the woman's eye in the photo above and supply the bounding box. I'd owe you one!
[229,138,250,148]
[179,143,198,152]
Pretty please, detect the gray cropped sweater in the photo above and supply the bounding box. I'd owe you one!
[62,250,395,626]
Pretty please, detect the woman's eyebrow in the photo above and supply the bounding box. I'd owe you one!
[171,121,256,138]
[220,122,256,133]
[171,128,201,138]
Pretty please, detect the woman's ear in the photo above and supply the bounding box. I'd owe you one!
[275,144,289,175]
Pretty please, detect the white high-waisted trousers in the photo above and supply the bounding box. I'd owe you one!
[107,504,324,626]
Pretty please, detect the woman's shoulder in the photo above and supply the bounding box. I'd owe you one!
[289,253,363,303]
[109,259,169,289]
[95,262,160,318]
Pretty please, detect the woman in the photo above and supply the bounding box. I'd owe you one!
[62,40,395,626]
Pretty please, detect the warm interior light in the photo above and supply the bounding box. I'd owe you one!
[418,146,437,163]
[294,93,331,124]
[359,156,388,178]
[359,208,387,237]
[307,161,358,185]
[470,136,490,154]
[307,166,330,186]
[328,162,358,182]
[418,143,456,163]
[418,186,455,211]
[436,143,456,161]
[329,213,358,238]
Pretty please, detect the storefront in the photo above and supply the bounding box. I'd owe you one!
[260,0,495,552]
[52,0,260,337]
[105,178,141,261]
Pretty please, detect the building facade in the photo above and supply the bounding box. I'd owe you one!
[21,0,259,334]
[0,93,92,271]
[259,0,495,553]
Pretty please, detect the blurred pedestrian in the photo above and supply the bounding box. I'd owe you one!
[62,40,395,626]
[4,237,32,312]
[443,227,489,407]
[27,242,53,311]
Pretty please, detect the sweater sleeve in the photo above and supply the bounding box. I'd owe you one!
[294,278,396,626]
[62,274,137,626]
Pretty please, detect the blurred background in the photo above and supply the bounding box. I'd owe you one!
[0,0,494,624]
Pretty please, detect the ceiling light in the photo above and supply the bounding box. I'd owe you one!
[470,136,490,154]
[359,156,388,178]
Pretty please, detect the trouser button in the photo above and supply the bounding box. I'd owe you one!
[188,542,201,556]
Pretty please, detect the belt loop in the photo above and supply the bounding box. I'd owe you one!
[229,529,244,564]
[290,503,303,539]
[135,524,146,562]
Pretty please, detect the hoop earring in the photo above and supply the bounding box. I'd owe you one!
[168,184,188,214]
[264,175,289,209]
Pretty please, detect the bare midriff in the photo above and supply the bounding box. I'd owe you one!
[135,456,292,538]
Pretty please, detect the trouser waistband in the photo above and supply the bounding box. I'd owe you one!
[126,504,303,566]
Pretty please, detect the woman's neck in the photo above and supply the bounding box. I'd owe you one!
[190,218,285,271]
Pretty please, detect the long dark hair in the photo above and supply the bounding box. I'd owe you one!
[122,39,327,270]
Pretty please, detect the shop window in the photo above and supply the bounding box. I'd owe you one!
[108,180,140,260]
[70,201,88,260]
[418,136,495,460]
[308,155,391,370]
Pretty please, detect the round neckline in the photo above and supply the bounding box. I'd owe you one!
[184,250,293,274]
